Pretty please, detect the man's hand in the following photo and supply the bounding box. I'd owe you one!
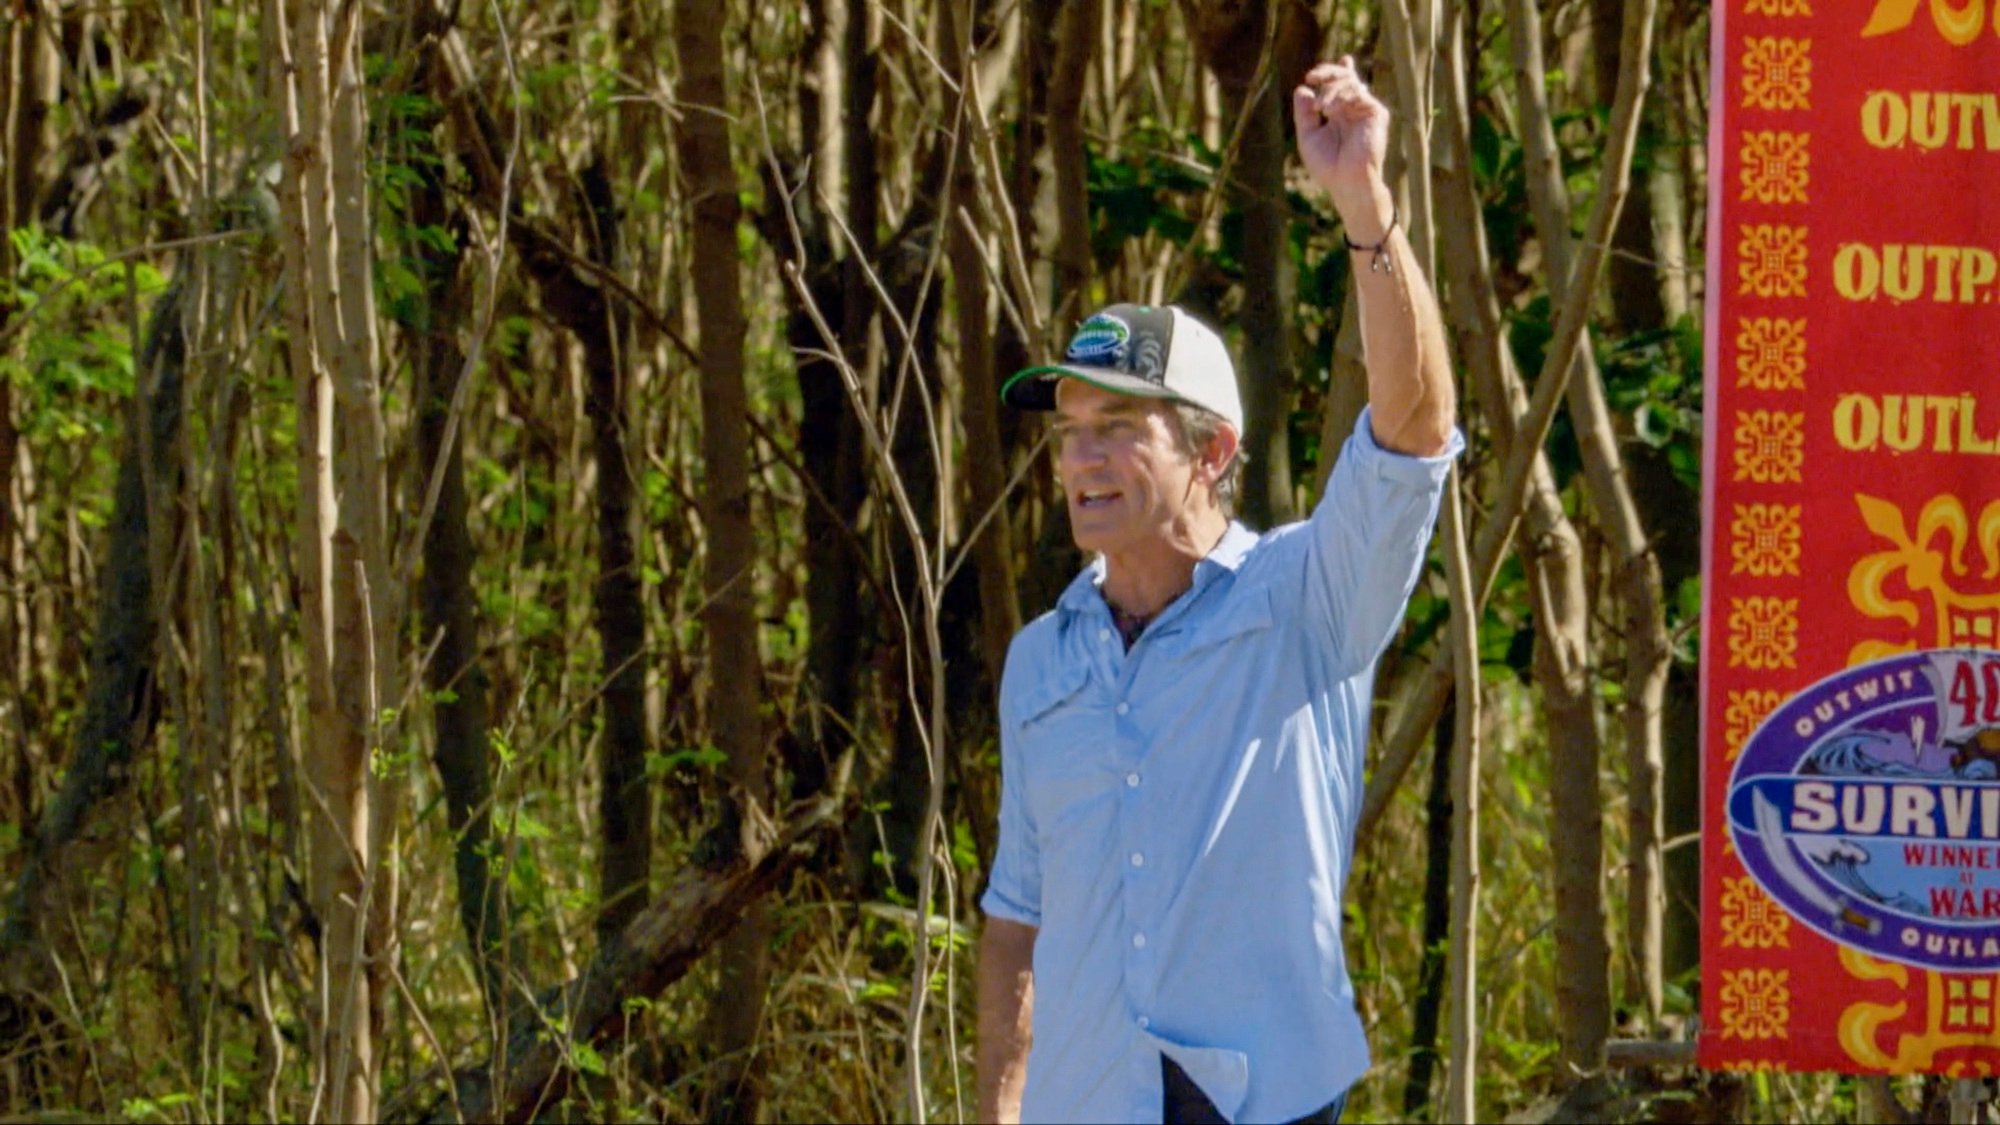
[1293,57,1395,242]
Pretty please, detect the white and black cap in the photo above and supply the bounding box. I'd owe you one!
[1001,303,1244,437]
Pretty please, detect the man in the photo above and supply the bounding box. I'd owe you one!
[976,57,1461,1124]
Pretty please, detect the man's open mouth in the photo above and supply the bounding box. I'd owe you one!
[1075,489,1121,509]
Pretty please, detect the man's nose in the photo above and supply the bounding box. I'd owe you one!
[1063,430,1108,468]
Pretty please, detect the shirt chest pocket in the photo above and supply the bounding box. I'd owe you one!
[1015,664,1115,834]
[1156,585,1277,663]
[1136,587,1284,741]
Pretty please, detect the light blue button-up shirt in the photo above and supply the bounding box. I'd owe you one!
[982,409,1462,1124]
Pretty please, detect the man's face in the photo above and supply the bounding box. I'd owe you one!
[1052,379,1199,555]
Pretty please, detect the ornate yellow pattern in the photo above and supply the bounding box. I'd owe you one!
[1739,224,1810,298]
[1944,977,1996,1035]
[1839,946,2000,1071]
[1725,690,1785,760]
[1735,317,1807,391]
[1745,0,1811,13]
[1720,967,1793,1040]
[1742,37,1813,111]
[1733,411,1806,483]
[1847,494,2000,664]
[1732,503,1804,577]
[1741,131,1810,204]
[1720,876,1792,949]
[1729,597,1801,670]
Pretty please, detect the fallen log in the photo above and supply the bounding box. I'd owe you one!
[388,779,847,1124]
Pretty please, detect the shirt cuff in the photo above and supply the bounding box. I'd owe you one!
[979,884,1042,929]
[1348,406,1464,488]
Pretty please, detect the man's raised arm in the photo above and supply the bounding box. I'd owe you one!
[1294,57,1456,457]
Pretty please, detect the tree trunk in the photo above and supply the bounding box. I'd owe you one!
[274,1,395,1116]
[752,173,863,805]
[0,1,56,829]
[406,47,514,1012]
[577,155,652,946]
[1048,0,1098,330]
[1535,545,1613,1079]
[1370,2,1482,1112]
[1013,0,1085,614]
[942,0,1023,688]
[675,6,772,1118]
[793,0,874,806]
[1643,0,1706,984]
[746,19,863,808]
[1404,696,1454,1118]
[1189,0,1315,528]
[421,18,654,953]
[1012,0,1055,326]
[1591,0,1668,333]
[330,9,400,1095]
[0,0,86,969]
[0,277,183,966]
[1506,0,1668,1028]
[1436,1,1609,1085]
[803,0,845,226]
[841,0,881,379]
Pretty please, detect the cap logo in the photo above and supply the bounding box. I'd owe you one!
[1130,335,1165,379]
[1066,314,1130,366]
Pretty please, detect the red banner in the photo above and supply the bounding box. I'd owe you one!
[1700,0,2000,1073]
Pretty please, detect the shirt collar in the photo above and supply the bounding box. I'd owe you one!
[1202,520,1258,574]
[1056,520,1259,616]
[1056,556,1109,615]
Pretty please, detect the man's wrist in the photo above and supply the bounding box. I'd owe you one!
[1334,184,1397,246]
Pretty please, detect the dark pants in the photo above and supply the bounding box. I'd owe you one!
[1161,1056,1347,1124]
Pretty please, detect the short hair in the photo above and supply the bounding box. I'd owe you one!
[1171,401,1245,517]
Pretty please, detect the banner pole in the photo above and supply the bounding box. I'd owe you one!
[1949,1077,1986,1125]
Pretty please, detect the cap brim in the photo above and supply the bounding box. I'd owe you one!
[1000,364,1183,411]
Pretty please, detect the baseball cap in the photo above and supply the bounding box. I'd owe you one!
[1000,303,1244,436]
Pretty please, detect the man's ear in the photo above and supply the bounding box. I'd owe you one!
[1199,424,1241,483]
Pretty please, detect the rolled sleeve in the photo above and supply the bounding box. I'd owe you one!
[1306,405,1464,675]
[981,658,1043,927]
[981,735,1041,924]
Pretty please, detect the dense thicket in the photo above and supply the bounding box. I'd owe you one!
[0,1,1883,1121]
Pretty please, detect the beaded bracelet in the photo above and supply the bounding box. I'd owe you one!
[1343,203,1400,274]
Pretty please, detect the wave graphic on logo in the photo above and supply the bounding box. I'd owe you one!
[1129,335,1165,379]
[1727,649,2000,971]
[1067,315,1130,366]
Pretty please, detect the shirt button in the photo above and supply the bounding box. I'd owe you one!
[1130,852,1145,868]
[1098,627,1111,642]
[1126,772,1140,788]
[1137,1016,1151,1030]
[1133,932,1147,949]
[1116,702,1130,716]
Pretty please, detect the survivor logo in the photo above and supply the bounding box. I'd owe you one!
[1728,650,2000,970]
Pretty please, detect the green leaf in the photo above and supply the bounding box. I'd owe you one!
[952,820,979,872]
[510,809,553,841]
[1674,575,1703,625]
[645,745,727,778]
[570,1040,608,1077]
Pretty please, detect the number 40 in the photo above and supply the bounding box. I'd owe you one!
[1864,0,2000,44]
[1947,659,2000,729]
